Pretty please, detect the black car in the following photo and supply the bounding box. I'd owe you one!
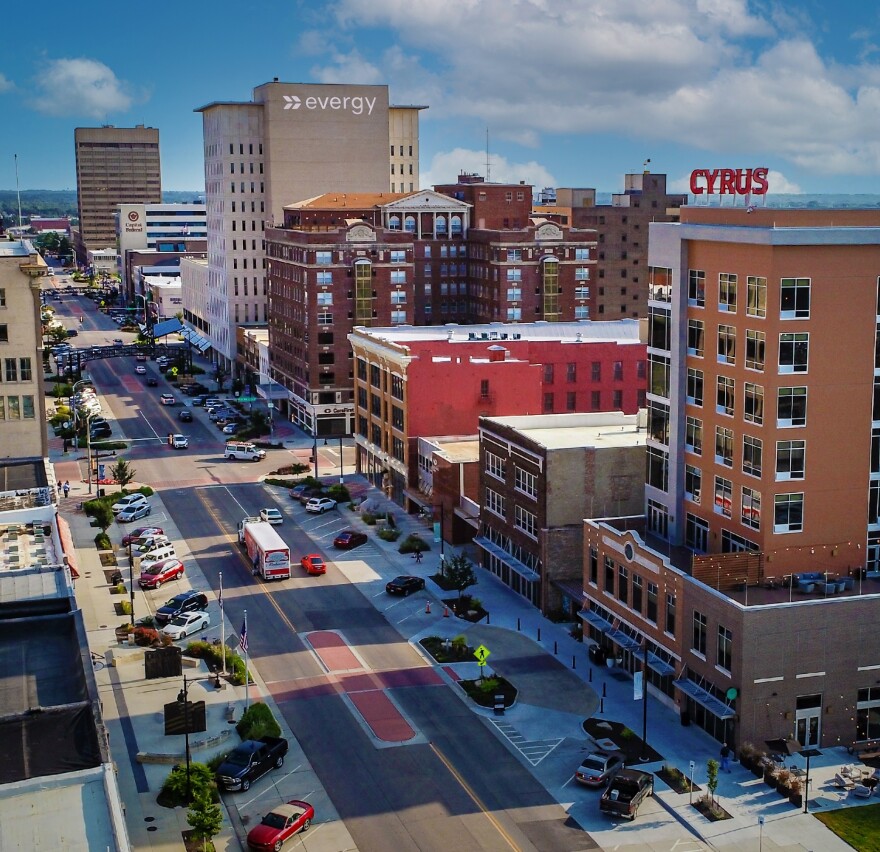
[154,590,209,625]
[178,409,193,422]
[192,395,209,406]
[146,376,159,386]
[90,425,112,439]
[385,575,426,596]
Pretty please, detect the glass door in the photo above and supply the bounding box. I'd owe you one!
[795,694,822,747]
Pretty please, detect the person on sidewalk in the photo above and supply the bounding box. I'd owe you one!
[414,550,423,564]
[720,743,732,772]
[62,480,70,498]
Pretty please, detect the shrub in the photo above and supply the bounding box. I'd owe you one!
[362,512,377,526]
[94,532,112,550]
[326,484,350,503]
[377,527,401,542]
[264,477,298,489]
[235,701,282,741]
[398,534,428,555]
[133,626,161,647]
[115,582,127,594]
[120,600,132,616]
[185,641,250,686]
[160,762,218,807]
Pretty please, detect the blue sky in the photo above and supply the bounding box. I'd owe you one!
[3,0,880,196]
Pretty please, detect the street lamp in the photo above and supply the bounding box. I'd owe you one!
[338,435,344,484]
[71,377,90,449]
[85,410,100,494]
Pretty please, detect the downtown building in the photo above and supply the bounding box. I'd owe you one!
[190,81,424,370]
[73,125,161,261]
[581,206,880,751]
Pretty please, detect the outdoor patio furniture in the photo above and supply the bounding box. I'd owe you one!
[798,582,816,594]
[822,582,839,594]
[835,772,856,789]
[853,783,873,798]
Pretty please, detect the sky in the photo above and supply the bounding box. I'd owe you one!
[3,0,880,197]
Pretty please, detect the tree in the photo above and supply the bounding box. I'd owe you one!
[186,788,223,851]
[444,553,477,599]
[706,758,719,805]
[110,459,136,488]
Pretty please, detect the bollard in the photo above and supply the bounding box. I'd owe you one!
[588,667,592,682]
[425,601,431,614]
[599,697,604,714]
[602,682,607,698]
[443,605,450,618]
[572,655,576,670]
[517,617,521,631]
[486,612,490,625]
[554,641,558,655]
[537,627,541,642]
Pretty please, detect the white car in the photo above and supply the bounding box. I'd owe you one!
[117,502,152,523]
[260,508,283,525]
[172,434,189,449]
[160,394,176,406]
[161,611,211,640]
[112,493,150,516]
[305,497,337,514]
[135,365,147,375]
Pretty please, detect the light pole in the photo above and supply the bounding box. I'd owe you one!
[85,411,100,494]
[339,435,344,484]
[178,674,193,803]
[312,433,319,479]
[71,377,90,449]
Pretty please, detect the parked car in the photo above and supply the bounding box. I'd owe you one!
[575,751,625,788]
[160,393,176,406]
[138,558,185,589]
[90,424,112,440]
[385,575,426,596]
[161,611,211,640]
[135,365,147,374]
[599,769,654,820]
[133,534,171,555]
[112,338,124,345]
[121,525,164,547]
[333,530,368,550]
[117,502,152,523]
[215,737,289,792]
[112,493,150,516]
[297,487,326,505]
[246,800,314,851]
[154,590,209,626]
[221,422,239,435]
[305,496,337,514]
[259,508,283,525]
[191,395,209,406]
[178,409,193,422]
[288,484,311,501]
[300,554,326,575]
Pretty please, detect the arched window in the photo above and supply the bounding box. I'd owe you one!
[404,215,416,233]
[389,215,401,230]
[435,215,447,234]
[450,215,462,235]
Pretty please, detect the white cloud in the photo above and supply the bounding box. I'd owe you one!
[31,58,133,118]
[421,147,556,190]
[317,0,880,178]
[0,73,13,93]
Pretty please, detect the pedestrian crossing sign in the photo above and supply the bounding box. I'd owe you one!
[474,644,491,665]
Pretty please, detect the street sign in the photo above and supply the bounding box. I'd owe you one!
[473,644,491,665]
[238,396,257,403]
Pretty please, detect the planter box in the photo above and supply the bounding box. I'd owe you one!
[789,792,803,807]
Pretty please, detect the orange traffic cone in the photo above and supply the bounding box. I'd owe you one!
[443,605,450,618]
[425,601,431,614]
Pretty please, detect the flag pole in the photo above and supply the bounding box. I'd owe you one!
[243,609,249,711]
[219,572,226,675]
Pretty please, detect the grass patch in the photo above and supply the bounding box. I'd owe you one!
[657,764,701,794]
[816,803,880,851]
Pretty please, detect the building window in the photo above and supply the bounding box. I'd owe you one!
[718,324,736,365]
[646,582,658,624]
[692,611,707,656]
[591,390,601,409]
[856,687,880,741]
[604,556,615,593]
[316,271,332,285]
[776,440,806,480]
[567,362,577,383]
[613,361,623,381]
[514,466,537,498]
[745,330,765,371]
[685,464,701,504]
[4,358,16,382]
[715,426,734,467]
[774,493,804,533]
[543,393,554,413]
[0,289,5,307]
[715,476,733,517]
[632,575,643,613]
[743,435,763,477]
[778,386,807,426]
[743,382,764,425]
[647,446,669,491]
[716,375,734,416]
[514,505,536,538]
[747,276,767,318]
[316,251,332,265]
[485,451,506,481]
[781,277,811,319]
[686,513,709,551]
[685,416,702,455]
[589,547,598,585]
[22,395,34,419]
[0,325,7,343]
[687,319,705,357]
[544,363,554,384]
[688,270,705,307]
[687,368,703,406]
[19,358,32,381]
[613,389,623,408]
[591,362,601,381]
[719,272,737,312]
[742,486,761,529]
[665,594,676,636]
[566,391,576,410]
[507,249,522,261]
[717,625,732,672]
[779,332,809,373]
[618,565,629,605]
[316,291,333,307]
[485,487,506,518]
[575,266,590,280]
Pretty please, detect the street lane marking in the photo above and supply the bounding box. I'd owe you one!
[489,719,564,766]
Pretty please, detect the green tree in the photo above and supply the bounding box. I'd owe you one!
[186,788,223,851]
[706,757,719,805]
[444,553,477,599]
[109,459,136,488]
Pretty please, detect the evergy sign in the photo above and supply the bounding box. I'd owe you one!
[283,93,377,116]
[689,167,769,196]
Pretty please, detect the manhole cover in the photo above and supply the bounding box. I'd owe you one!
[147,826,158,832]
[99,624,108,628]
[144,817,155,823]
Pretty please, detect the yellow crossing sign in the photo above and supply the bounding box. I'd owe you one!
[474,644,491,665]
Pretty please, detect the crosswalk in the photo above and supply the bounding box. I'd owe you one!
[489,718,564,766]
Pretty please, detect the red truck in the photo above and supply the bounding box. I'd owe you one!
[238,517,291,580]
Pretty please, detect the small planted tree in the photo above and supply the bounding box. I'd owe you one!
[706,757,719,805]
[445,553,477,600]
[186,787,223,851]
[110,458,136,488]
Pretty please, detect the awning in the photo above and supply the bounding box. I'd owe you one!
[152,317,184,339]
[257,381,290,401]
[674,677,736,719]
[180,326,212,353]
[580,609,613,633]
[473,536,539,582]
[55,515,80,580]
[607,629,642,654]
[634,649,676,677]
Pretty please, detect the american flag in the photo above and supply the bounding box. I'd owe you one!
[239,617,248,653]
[218,585,222,610]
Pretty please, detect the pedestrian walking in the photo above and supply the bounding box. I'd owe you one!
[720,742,732,772]
[414,550,423,564]
[62,480,70,499]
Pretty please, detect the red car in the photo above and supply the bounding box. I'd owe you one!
[300,554,326,575]
[121,525,164,547]
[138,558,185,589]
[246,799,314,850]
[333,530,368,550]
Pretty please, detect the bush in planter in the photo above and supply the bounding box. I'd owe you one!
[94,531,112,550]
[398,534,429,555]
[235,701,281,741]
[788,776,803,806]
[738,742,758,770]
[362,512,377,526]
[377,527,401,542]
[775,768,792,795]
[133,626,163,647]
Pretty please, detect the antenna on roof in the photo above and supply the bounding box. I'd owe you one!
[14,153,23,231]
[486,128,490,183]
[643,157,651,174]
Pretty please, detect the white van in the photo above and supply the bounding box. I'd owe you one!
[225,441,266,462]
[139,541,177,568]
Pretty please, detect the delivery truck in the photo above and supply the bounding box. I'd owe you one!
[238,517,291,580]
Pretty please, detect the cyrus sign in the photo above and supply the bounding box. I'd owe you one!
[689,167,769,196]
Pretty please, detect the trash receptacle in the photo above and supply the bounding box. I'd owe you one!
[97,488,105,497]
[588,644,607,666]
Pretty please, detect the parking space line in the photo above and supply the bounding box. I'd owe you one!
[489,718,564,766]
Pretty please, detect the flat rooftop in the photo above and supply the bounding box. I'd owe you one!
[482,412,648,451]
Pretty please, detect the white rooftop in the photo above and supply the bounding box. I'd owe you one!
[481,411,648,450]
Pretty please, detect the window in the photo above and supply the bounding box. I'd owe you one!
[514,505,537,538]
[506,307,522,321]
[390,250,406,263]
[856,687,880,741]
[618,565,629,605]
[715,476,732,517]
[646,582,658,624]
[686,416,702,454]
[480,379,490,399]
[19,358,32,382]
[0,289,5,307]
[613,361,623,381]
[485,488,506,518]
[779,332,809,373]
[650,355,670,397]
[687,320,705,356]
[745,329,765,371]
[688,270,705,307]
[0,325,7,343]
[778,386,807,426]
[685,464,701,504]
[647,446,669,491]
[632,575,643,613]
[543,392,554,412]
[390,270,406,286]
[544,364,554,384]
[747,276,767,318]
[591,362,601,381]
[567,362,577,383]
[507,287,522,301]
[316,291,333,307]
[718,324,736,365]
[717,625,732,671]
[649,401,669,443]
[742,486,761,529]
[716,376,734,416]
[774,493,804,532]
[776,440,806,480]
[665,594,676,636]
[591,390,601,409]
[575,248,590,260]
[4,358,16,382]
[316,251,332,265]
[692,611,707,656]
[7,396,19,419]
[514,466,537,498]
[604,556,615,593]
[719,272,737,312]
[743,382,764,425]
[589,547,598,585]
[687,368,704,406]
[485,451,506,480]
[391,290,406,305]
[743,435,763,477]
[22,395,34,419]
[507,248,521,261]
[781,277,810,319]
[715,426,734,467]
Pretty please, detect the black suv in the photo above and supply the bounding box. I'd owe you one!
[154,590,209,625]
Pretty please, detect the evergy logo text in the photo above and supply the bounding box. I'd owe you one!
[283,93,377,116]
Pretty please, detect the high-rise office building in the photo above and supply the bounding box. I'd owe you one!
[73,125,161,259]
[192,81,425,366]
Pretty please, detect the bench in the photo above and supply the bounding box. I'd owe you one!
[848,739,880,758]
[224,702,236,723]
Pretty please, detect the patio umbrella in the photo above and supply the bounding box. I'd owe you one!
[765,737,803,758]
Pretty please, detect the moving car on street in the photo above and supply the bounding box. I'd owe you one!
[160,393,176,406]
[135,365,147,374]
[259,508,283,525]
[300,554,326,575]
[178,409,193,422]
